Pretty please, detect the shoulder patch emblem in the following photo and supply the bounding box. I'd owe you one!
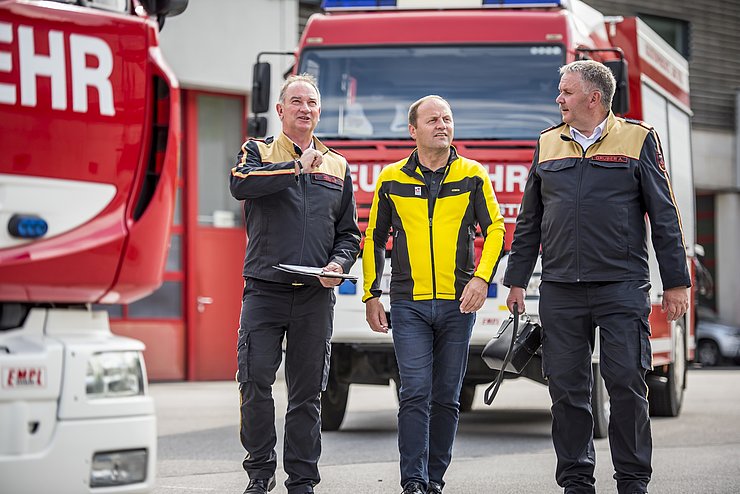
[657,150,667,172]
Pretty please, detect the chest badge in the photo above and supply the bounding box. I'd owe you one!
[415,186,422,196]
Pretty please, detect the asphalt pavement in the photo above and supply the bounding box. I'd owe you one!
[151,367,740,494]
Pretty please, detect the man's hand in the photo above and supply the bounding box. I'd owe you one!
[298,148,325,173]
[662,286,689,322]
[506,286,526,315]
[459,276,488,313]
[365,297,389,333]
[319,261,343,288]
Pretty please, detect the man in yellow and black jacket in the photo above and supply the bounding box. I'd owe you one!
[363,95,505,494]
[505,61,690,494]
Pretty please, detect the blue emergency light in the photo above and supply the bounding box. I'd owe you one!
[322,0,564,10]
[337,279,357,295]
[8,214,48,239]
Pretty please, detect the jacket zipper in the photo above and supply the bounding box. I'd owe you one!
[575,144,586,282]
[427,166,451,298]
[298,173,308,265]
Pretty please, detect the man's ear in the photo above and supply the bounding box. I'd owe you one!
[276,103,283,119]
[408,123,417,140]
[590,90,602,108]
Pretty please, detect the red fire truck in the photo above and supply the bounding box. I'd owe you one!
[0,0,185,492]
[249,0,696,436]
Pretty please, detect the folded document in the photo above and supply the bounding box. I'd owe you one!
[273,264,358,281]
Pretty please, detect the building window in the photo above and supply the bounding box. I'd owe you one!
[165,233,182,272]
[638,14,690,59]
[196,94,245,228]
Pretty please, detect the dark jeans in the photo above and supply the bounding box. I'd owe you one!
[237,278,334,494]
[539,281,653,494]
[390,299,475,489]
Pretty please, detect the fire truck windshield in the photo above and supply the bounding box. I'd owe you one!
[299,44,564,140]
[48,0,130,13]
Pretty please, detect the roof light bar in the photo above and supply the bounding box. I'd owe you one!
[322,0,565,10]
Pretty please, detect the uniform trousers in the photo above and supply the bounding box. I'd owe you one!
[538,281,653,494]
[237,277,334,494]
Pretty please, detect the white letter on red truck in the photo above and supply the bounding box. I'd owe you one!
[0,22,15,105]
[18,26,66,110]
[70,34,115,116]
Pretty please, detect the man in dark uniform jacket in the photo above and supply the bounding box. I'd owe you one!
[505,60,690,494]
[230,74,360,494]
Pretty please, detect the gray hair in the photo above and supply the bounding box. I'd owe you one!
[560,60,615,112]
[278,73,321,105]
[408,95,452,126]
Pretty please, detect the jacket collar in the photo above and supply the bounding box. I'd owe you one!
[402,146,459,179]
[276,132,329,158]
[559,111,617,143]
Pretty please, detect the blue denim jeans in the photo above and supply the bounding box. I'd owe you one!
[390,299,475,489]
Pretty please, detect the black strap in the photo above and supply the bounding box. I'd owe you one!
[483,302,519,405]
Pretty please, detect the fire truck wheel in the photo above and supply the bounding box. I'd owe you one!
[321,368,349,431]
[648,318,687,417]
[591,362,610,439]
[459,384,476,413]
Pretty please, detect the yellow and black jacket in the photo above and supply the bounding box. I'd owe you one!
[230,133,361,285]
[363,148,505,303]
[504,112,691,289]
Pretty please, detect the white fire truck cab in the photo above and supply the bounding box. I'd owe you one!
[0,1,186,492]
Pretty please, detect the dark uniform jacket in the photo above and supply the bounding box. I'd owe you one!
[230,132,361,285]
[504,113,691,290]
[363,148,506,303]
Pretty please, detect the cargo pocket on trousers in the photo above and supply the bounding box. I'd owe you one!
[321,338,331,392]
[639,318,653,371]
[236,330,251,383]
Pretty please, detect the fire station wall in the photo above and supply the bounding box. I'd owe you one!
[158,0,298,138]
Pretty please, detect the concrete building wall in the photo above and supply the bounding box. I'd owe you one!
[158,0,299,137]
[716,193,740,325]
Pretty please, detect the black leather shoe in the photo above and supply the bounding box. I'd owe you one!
[401,481,425,494]
[428,481,442,493]
[244,476,276,494]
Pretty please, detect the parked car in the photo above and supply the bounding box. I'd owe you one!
[696,307,740,366]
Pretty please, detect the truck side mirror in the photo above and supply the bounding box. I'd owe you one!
[252,62,272,115]
[139,0,188,29]
[248,116,268,138]
[605,58,630,115]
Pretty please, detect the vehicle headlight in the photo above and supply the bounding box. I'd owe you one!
[91,449,148,487]
[86,351,144,398]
